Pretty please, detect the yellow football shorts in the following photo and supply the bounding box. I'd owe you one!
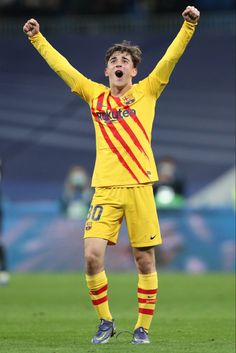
[84,184,162,248]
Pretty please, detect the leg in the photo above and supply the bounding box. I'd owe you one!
[84,188,124,343]
[132,246,158,344]
[124,186,161,343]
[84,238,115,343]
[84,238,112,320]
[133,246,156,274]
[84,237,108,275]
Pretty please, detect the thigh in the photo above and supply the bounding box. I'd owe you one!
[84,187,124,245]
[125,185,162,248]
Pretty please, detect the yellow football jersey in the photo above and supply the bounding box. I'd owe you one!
[29,21,196,187]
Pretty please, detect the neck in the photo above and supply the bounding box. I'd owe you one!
[110,83,132,97]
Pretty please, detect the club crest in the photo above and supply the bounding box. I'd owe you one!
[85,222,92,231]
[122,94,135,105]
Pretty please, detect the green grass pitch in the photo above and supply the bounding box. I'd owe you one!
[0,273,235,353]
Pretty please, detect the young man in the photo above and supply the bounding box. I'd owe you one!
[23,5,200,344]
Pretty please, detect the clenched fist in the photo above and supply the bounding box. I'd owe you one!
[23,18,40,37]
[182,6,200,24]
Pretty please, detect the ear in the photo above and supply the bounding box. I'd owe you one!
[131,67,137,78]
[104,67,109,77]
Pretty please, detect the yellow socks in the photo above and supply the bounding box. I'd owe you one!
[86,270,158,331]
[135,272,158,332]
[86,270,112,322]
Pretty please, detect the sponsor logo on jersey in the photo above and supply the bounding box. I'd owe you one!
[97,108,136,123]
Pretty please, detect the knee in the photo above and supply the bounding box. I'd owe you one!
[136,256,154,274]
[135,248,156,274]
[85,249,103,274]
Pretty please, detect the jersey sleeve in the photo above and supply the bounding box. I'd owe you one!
[29,32,96,103]
[141,21,197,99]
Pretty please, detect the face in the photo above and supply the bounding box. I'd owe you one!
[105,51,137,90]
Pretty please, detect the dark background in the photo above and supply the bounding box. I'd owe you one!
[0,0,235,200]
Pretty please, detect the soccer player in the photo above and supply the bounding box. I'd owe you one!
[23,5,200,344]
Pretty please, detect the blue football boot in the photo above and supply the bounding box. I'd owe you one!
[91,319,116,344]
[131,327,150,344]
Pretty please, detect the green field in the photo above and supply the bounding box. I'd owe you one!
[0,273,235,353]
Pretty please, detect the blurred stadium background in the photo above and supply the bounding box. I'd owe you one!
[0,0,235,274]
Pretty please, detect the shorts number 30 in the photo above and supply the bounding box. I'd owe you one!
[87,205,103,221]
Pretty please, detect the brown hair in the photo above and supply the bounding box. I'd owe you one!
[105,40,142,68]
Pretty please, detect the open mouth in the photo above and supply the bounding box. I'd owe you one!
[115,70,123,78]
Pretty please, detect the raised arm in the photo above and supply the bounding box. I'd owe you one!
[23,19,95,102]
[145,6,200,98]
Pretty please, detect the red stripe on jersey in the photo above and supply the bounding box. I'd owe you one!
[92,109,140,183]
[106,121,149,178]
[92,295,108,306]
[139,308,155,316]
[107,97,148,158]
[118,118,149,158]
[97,92,106,111]
[138,297,156,304]
[132,114,150,142]
[90,284,108,296]
[111,95,124,107]
[106,96,149,170]
[112,95,150,142]
[138,287,158,295]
